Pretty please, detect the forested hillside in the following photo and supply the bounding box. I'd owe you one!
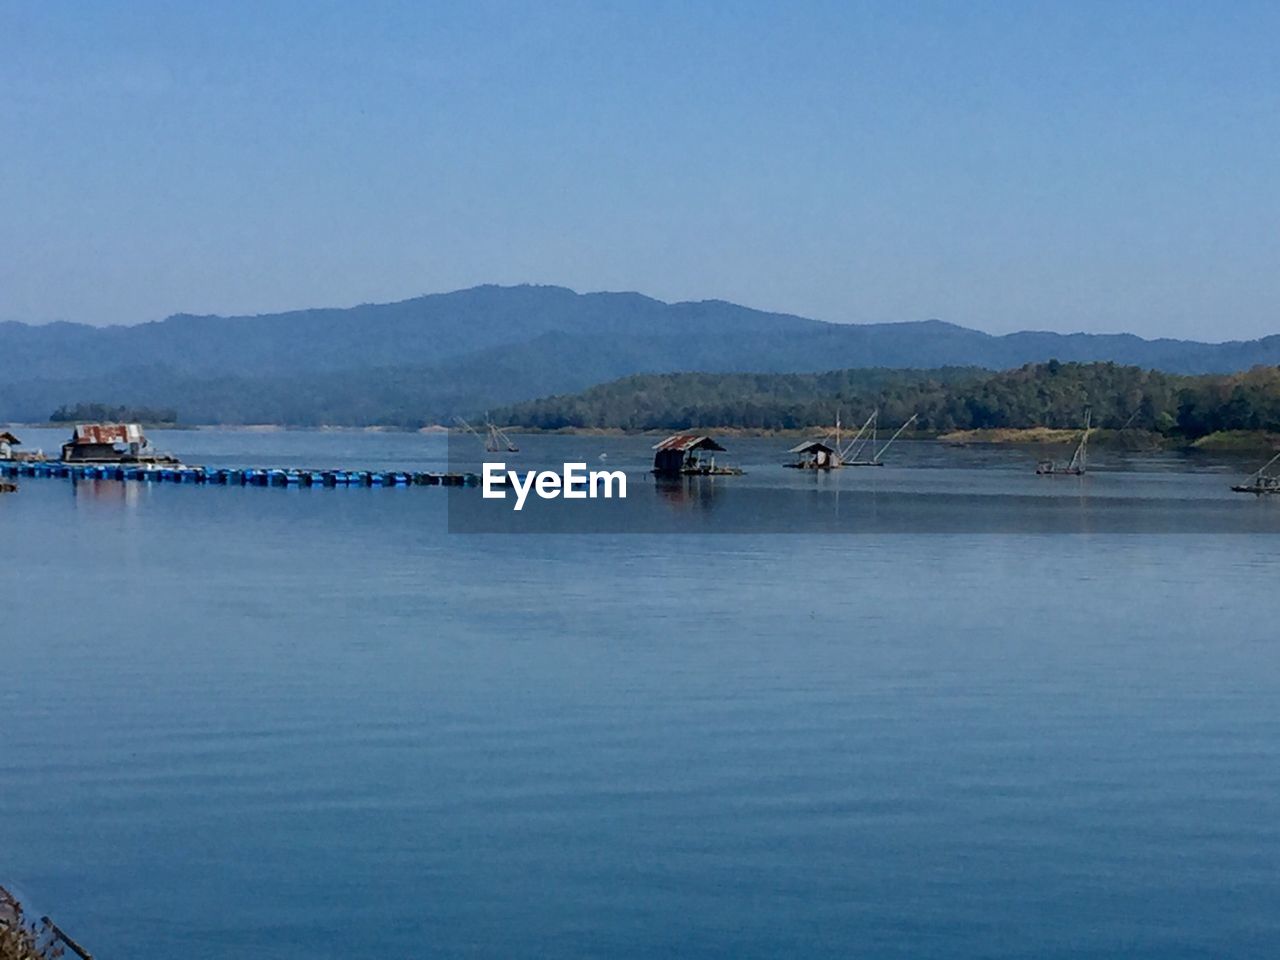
[493,362,1280,439]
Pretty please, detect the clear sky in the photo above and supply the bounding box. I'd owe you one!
[2,1,1277,339]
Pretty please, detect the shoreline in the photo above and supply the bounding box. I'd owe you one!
[10,421,1279,454]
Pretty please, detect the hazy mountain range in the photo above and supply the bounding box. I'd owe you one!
[1,284,1277,425]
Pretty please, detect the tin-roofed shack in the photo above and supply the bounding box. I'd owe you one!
[651,434,742,476]
[60,423,179,465]
[0,430,44,464]
[786,439,840,470]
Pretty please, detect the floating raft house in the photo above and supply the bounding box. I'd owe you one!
[0,429,44,463]
[785,439,841,470]
[651,434,744,476]
[0,432,15,491]
[59,422,179,464]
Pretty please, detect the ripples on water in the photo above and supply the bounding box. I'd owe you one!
[2,430,1279,958]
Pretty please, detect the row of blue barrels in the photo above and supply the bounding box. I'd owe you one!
[0,461,479,487]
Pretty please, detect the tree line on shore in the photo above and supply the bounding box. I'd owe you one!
[41,362,1280,438]
[491,361,1280,439]
[49,402,178,425]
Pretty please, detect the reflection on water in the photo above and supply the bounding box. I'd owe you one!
[4,430,1280,959]
[70,476,144,508]
[652,474,727,511]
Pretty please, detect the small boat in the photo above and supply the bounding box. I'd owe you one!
[1036,410,1091,476]
[1231,452,1280,495]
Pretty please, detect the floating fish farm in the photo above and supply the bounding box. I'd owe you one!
[1,461,481,488]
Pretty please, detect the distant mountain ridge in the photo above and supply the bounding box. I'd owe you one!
[1,284,1277,425]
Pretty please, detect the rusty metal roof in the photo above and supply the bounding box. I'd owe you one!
[652,434,727,453]
[69,423,145,445]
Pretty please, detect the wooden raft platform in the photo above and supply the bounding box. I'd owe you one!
[0,461,481,488]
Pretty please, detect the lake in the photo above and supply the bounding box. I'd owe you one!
[3,428,1279,958]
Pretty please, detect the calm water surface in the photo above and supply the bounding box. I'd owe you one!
[3,429,1279,958]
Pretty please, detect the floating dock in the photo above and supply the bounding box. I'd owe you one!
[0,461,481,488]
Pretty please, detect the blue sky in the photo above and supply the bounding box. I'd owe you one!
[2,1,1277,338]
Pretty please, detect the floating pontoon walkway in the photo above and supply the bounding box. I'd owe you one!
[1,461,481,488]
